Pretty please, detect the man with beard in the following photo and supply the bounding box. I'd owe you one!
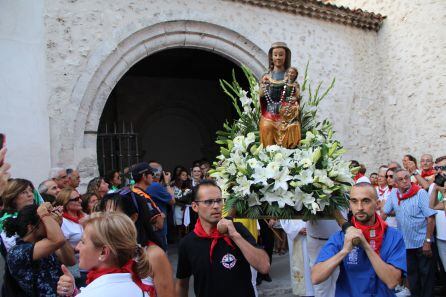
[312,183,406,296]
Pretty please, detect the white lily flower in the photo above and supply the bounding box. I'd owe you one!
[273,167,293,191]
[317,198,330,212]
[233,175,251,196]
[265,161,281,179]
[314,169,334,187]
[252,166,269,186]
[295,167,314,185]
[247,158,261,170]
[226,163,237,175]
[247,192,261,207]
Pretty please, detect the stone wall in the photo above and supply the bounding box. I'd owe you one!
[43,0,382,183]
[330,0,446,167]
[0,0,50,185]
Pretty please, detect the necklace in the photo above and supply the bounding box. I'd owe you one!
[262,80,296,106]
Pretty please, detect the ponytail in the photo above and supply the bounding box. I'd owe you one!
[134,245,152,279]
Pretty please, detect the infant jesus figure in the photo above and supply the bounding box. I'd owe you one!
[278,66,302,149]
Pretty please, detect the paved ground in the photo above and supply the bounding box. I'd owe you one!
[167,244,295,297]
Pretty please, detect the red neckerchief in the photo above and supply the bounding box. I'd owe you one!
[352,213,387,255]
[86,259,156,296]
[397,183,421,205]
[377,185,388,197]
[62,211,84,224]
[193,218,235,262]
[421,169,436,178]
[353,173,364,182]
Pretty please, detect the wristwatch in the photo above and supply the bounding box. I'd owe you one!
[425,238,432,243]
[412,170,420,176]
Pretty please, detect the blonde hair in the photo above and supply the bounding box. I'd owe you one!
[84,212,151,278]
[55,187,76,211]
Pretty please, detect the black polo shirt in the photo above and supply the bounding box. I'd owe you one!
[176,222,257,297]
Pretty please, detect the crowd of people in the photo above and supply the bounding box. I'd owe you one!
[0,145,445,297]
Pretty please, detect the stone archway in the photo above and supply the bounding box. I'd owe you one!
[64,20,266,177]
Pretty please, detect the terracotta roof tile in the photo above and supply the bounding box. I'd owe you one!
[223,0,386,31]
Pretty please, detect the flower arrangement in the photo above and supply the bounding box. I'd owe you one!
[210,64,353,220]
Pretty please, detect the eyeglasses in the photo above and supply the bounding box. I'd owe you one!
[396,176,411,182]
[194,198,225,206]
[434,165,446,171]
[386,175,393,178]
[68,196,81,202]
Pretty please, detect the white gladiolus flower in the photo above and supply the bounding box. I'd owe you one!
[239,90,251,106]
[245,132,256,146]
[305,131,315,141]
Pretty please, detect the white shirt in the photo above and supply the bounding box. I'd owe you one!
[61,218,83,248]
[0,231,17,251]
[78,273,151,297]
[306,219,341,239]
[428,183,446,240]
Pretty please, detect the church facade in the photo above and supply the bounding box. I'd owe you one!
[0,0,444,185]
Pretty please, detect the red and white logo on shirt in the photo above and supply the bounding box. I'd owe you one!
[221,253,237,269]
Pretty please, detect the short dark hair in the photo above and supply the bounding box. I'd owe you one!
[351,182,377,199]
[404,154,417,166]
[3,204,39,238]
[192,180,221,201]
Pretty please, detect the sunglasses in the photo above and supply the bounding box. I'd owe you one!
[434,165,446,171]
[194,198,225,207]
[68,196,81,202]
[386,175,394,178]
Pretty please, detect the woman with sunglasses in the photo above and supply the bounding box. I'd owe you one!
[3,203,75,296]
[380,168,397,228]
[55,187,87,287]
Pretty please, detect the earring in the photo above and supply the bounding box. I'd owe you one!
[98,256,104,261]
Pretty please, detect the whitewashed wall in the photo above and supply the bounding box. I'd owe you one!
[0,0,50,185]
[331,0,446,167]
[43,0,381,180]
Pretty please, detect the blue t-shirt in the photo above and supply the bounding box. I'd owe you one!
[146,182,172,215]
[7,240,62,296]
[316,228,406,297]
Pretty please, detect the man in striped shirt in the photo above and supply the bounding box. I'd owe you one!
[382,168,436,297]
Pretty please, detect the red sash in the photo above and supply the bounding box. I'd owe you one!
[397,184,421,205]
[377,186,388,197]
[421,169,436,178]
[352,213,387,255]
[62,211,84,224]
[193,218,235,262]
[353,173,364,182]
[86,259,156,296]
